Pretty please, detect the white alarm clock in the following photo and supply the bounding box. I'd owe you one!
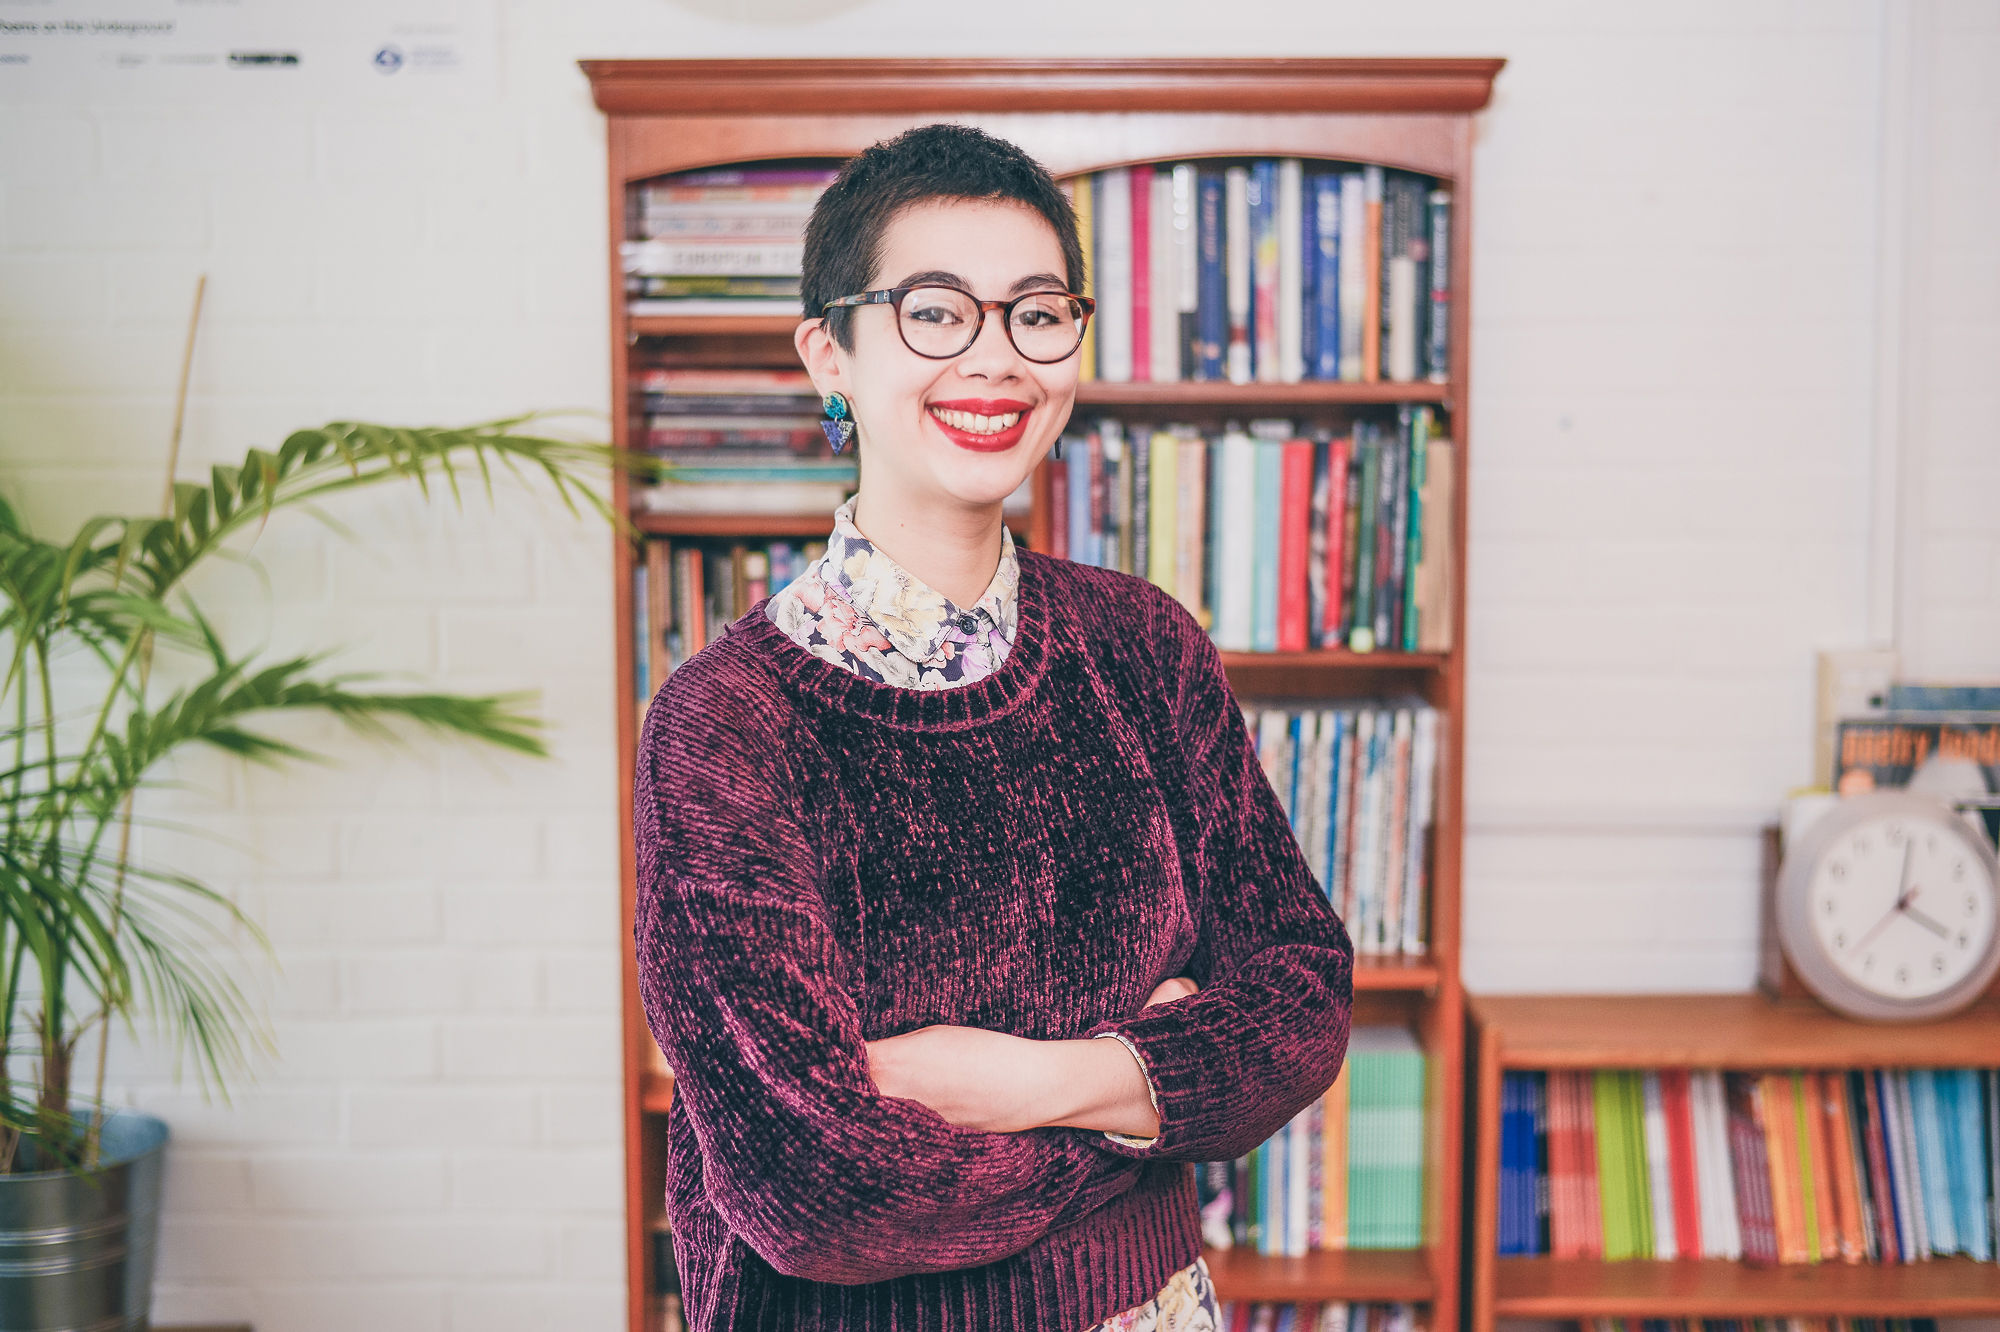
[1774,789,2000,1021]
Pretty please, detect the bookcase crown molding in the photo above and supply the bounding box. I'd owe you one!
[580,56,1505,116]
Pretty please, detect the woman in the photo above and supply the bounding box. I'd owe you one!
[632,122,1355,1332]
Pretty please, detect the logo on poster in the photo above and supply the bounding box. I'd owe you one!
[372,44,403,74]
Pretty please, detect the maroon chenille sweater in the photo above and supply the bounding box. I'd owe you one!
[632,548,1355,1332]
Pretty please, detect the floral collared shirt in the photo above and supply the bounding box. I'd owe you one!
[762,494,1218,1332]
[763,493,1017,689]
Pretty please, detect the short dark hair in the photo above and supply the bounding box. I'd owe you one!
[801,122,1085,353]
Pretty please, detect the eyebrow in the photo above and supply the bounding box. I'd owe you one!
[890,269,1071,296]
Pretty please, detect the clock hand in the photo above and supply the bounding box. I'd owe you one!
[1902,886,1950,939]
[1848,901,1905,955]
[1847,841,1920,955]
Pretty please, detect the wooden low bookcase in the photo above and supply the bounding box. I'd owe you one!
[587,56,1503,1332]
[1466,992,2000,1329]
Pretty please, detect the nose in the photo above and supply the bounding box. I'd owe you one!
[957,304,1027,377]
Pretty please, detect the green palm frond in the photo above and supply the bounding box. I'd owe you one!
[0,414,641,1172]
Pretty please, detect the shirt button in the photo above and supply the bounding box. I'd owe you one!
[954,613,978,634]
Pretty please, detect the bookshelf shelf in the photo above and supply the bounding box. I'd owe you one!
[1073,381,1452,408]
[591,56,1499,1332]
[1201,1246,1435,1304]
[1491,1254,2000,1319]
[1467,992,2000,1328]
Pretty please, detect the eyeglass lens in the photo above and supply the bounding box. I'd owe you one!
[898,287,1087,362]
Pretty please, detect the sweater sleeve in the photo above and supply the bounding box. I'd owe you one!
[1080,584,1356,1163]
[633,658,1146,1285]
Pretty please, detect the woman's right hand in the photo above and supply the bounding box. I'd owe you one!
[1142,976,1200,1010]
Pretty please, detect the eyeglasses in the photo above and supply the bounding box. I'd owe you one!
[820,284,1096,364]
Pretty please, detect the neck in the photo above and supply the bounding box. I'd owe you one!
[852,483,1005,609]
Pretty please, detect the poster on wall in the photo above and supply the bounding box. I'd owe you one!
[0,0,495,99]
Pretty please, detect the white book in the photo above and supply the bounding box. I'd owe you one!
[1378,706,1412,957]
[1175,432,1207,621]
[1277,157,1305,383]
[1312,707,1340,896]
[1096,168,1133,382]
[1353,707,1384,952]
[1387,255,1418,381]
[1257,709,1291,820]
[1292,708,1321,859]
[1149,168,1179,383]
[1640,1071,1678,1259]
[1332,709,1359,927]
[1400,705,1437,955]
[1693,1070,1743,1260]
[1172,163,1199,367]
[1215,425,1257,650]
[1224,165,1252,385]
[1884,1071,1925,1259]
[1337,173,1365,382]
[1287,1104,1310,1256]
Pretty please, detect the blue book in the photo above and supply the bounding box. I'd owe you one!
[1196,169,1226,380]
[1251,438,1283,651]
[1287,711,1306,837]
[1951,1069,1993,1260]
[1064,435,1092,566]
[1323,709,1348,896]
[1300,167,1319,379]
[1312,172,1342,379]
[1498,1072,1525,1254]
[1910,1070,1959,1254]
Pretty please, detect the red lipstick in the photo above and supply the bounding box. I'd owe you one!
[926,398,1033,453]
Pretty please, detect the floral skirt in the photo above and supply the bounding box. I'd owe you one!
[1082,1254,1219,1332]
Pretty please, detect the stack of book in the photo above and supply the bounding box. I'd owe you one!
[1497,1067,2000,1266]
[623,162,838,316]
[631,365,857,515]
[1055,408,1452,654]
[1215,1302,1420,1331]
[648,1221,682,1331]
[1068,158,1449,385]
[633,537,827,706]
[1248,701,1439,960]
[1198,1025,1426,1254]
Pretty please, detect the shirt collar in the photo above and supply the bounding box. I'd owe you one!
[816,493,1019,668]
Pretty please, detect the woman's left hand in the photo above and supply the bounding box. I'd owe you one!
[864,1025,1051,1134]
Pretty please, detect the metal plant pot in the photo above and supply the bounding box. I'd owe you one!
[0,1108,168,1331]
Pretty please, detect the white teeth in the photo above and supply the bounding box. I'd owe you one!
[929,406,1022,434]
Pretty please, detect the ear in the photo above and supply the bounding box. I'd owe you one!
[795,318,847,401]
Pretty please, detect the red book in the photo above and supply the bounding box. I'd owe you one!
[1860,1071,1901,1263]
[1725,1071,1781,1267]
[1276,438,1314,651]
[1572,1069,1603,1260]
[1320,435,1352,645]
[1048,461,1069,561]
[1129,167,1151,382]
[1659,1069,1704,1260]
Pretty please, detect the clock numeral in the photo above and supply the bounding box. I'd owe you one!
[1823,898,1838,917]
[1833,930,1846,950]
[1896,964,1911,987]
[1933,954,1947,974]
[1830,861,1847,881]
[1855,834,1872,855]
[1960,931,1971,949]
[1885,823,1904,845]
[1953,862,1966,883]
[1862,954,1875,972]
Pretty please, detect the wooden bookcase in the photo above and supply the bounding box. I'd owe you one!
[584,56,1503,1332]
[1466,992,2000,1328]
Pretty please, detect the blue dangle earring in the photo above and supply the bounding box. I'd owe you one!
[820,391,855,454]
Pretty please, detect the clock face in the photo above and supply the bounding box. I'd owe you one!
[1809,811,1998,999]
[1779,791,2000,1021]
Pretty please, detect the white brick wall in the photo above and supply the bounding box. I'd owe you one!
[2,2,1995,1328]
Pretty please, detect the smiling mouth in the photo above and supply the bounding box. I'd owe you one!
[928,405,1024,435]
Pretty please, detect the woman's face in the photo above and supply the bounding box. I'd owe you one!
[797,195,1080,513]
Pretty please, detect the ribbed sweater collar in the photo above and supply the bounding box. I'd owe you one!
[725,547,1055,730]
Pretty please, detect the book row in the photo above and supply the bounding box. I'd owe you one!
[1071,159,1451,386]
[1055,408,1454,654]
[622,164,836,317]
[1198,1026,1425,1254]
[1588,1321,1942,1332]
[1497,1067,2000,1267]
[1217,1302,1419,1332]
[1249,702,1438,959]
[633,365,824,457]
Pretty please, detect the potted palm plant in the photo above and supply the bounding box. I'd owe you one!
[0,414,655,1328]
